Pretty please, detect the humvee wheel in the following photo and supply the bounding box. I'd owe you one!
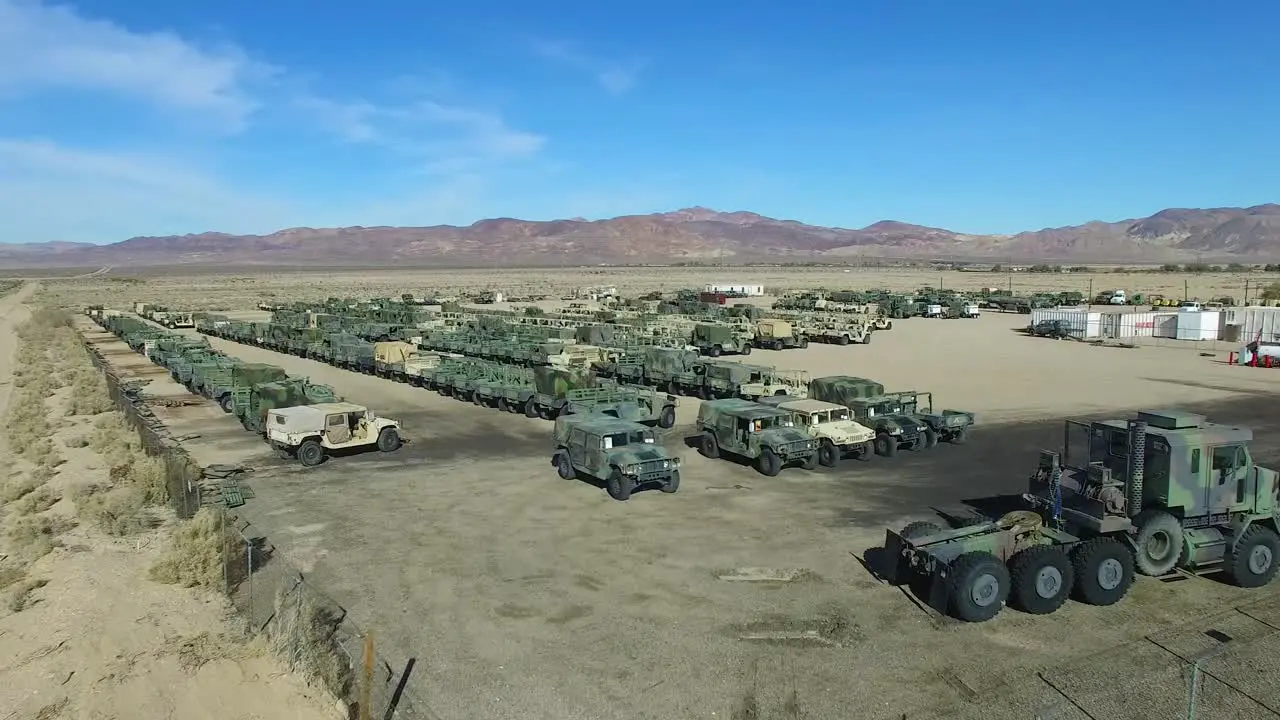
[1071,537,1134,606]
[667,380,679,396]
[740,345,751,356]
[1010,546,1074,614]
[524,398,539,418]
[862,333,873,345]
[376,427,401,452]
[837,334,850,346]
[297,440,324,467]
[885,321,893,330]
[900,521,944,541]
[472,392,483,406]
[949,427,969,444]
[708,345,722,357]
[772,340,784,351]
[922,428,938,449]
[799,337,809,348]
[855,440,874,461]
[1132,510,1183,576]
[554,452,575,480]
[661,469,680,494]
[658,405,676,429]
[948,551,1009,622]
[801,451,819,471]
[273,444,293,460]
[1225,524,1280,588]
[606,468,633,501]
[818,440,840,468]
[496,397,509,413]
[874,434,897,457]
[756,448,782,477]
[218,395,234,413]
[699,432,720,459]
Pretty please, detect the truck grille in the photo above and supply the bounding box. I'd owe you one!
[635,459,673,480]
[779,440,815,457]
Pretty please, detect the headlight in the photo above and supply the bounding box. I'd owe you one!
[623,464,640,474]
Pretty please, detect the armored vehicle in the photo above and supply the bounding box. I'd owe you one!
[562,385,678,429]
[808,376,929,456]
[755,396,875,467]
[551,415,681,501]
[882,410,1280,622]
[691,323,753,357]
[695,398,819,476]
[752,319,809,350]
[266,402,403,467]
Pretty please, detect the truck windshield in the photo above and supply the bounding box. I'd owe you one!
[603,431,652,448]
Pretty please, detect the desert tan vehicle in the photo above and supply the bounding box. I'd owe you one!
[752,319,809,350]
[755,396,875,466]
[266,402,403,467]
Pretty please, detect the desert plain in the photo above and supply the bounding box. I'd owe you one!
[5,265,1280,720]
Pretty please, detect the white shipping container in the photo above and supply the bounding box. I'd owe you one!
[1224,306,1280,344]
[1115,311,1160,338]
[1029,309,1102,339]
[1175,310,1220,341]
[1153,313,1178,338]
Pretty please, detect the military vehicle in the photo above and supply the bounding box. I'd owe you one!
[754,396,875,467]
[695,398,819,476]
[891,391,976,445]
[1028,319,1078,339]
[266,402,403,467]
[881,410,1280,622]
[639,347,705,396]
[808,319,872,345]
[946,301,981,319]
[752,319,809,350]
[808,376,929,456]
[551,415,681,500]
[698,361,809,401]
[232,377,338,433]
[561,385,678,429]
[373,341,417,378]
[691,323,753,357]
[206,363,289,414]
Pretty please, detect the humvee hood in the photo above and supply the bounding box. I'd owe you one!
[763,427,811,445]
[610,445,672,464]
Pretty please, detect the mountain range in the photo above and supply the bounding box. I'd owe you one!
[4,204,1280,268]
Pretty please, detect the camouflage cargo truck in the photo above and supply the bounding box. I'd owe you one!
[696,398,819,476]
[399,351,455,386]
[189,356,238,396]
[232,377,339,433]
[752,319,809,350]
[561,385,678,429]
[691,323,753,357]
[808,376,930,456]
[697,361,809,401]
[373,341,417,379]
[642,347,705,396]
[551,415,681,501]
[169,349,223,388]
[882,410,1280,622]
[517,364,597,419]
[206,363,289,414]
[755,396,875,466]
[332,338,375,373]
[809,318,872,345]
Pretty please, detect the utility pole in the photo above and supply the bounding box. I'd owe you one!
[1184,278,1189,303]
[1087,278,1093,309]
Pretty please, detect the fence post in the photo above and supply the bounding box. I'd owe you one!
[361,633,374,720]
[246,530,254,636]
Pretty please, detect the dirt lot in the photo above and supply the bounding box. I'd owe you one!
[71,281,1280,720]
[35,266,1280,313]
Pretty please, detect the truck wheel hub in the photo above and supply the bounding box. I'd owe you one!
[971,574,1001,607]
[1097,558,1123,590]
[1249,545,1273,574]
[1035,567,1063,598]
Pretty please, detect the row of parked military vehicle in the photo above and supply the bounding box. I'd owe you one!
[89,310,406,468]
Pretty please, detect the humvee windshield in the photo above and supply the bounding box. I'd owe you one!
[863,400,902,417]
[601,429,655,449]
[807,408,849,424]
[747,416,793,431]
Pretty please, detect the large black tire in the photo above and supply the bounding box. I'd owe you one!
[900,521,944,542]
[667,380,679,397]
[947,552,1009,623]
[740,345,751,356]
[1009,546,1074,615]
[661,470,680,494]
[798,338,809,349]
[756,448,782,477]
[837,335,850,346]
[1071,537,1134,606]
[772,340,784,351]
[862,333,873,345]
[524,398,539,419]
[1225,524,1280,588]
[1132,510,1183,576]
[708,345,722,357]
[658,405,676,429]
[818,440,840,468]
[801,451,819,471]
[949,427,969,445]
[854,440,874,462]
[922,428,938,449]
[298,440,324,467]
[555,451,575,480]
[699,432,720,459]
[606,468,633,501]
[218,394,234,413]
[875,434,898,457]
[496,397,509,413]
[273,444,293,460]
[377,427,401,452]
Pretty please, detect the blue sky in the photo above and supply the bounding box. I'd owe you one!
[1,0,1277,244]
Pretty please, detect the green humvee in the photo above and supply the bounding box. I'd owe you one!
[551,415,681,501]
[695,398,819,476]
[691,323,754,357]
[809,376,932,456]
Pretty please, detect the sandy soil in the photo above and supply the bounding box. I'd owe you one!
[0,287,341,720]
[35,267,1280,313]
[69,283,1280,720]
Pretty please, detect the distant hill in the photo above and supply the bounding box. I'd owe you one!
[4,204,1280,268]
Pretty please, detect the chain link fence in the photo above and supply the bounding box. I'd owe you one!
[78,331,435,720]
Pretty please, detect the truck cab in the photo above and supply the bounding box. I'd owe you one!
[552,415,680,501]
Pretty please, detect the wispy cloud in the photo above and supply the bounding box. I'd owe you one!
[532,39,646,95]
[0,0,274,131]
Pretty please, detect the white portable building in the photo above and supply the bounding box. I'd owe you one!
[1153,313,1179,338]
[1220,306,1280,344]
[1175,311,1220,341]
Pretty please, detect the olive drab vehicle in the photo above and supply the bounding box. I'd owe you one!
[889,391,976,445]
[754,396,875,467]
[691,322,754,357]
[696,398,820,476]
[881,411,1280,623]
[551,415,681,501]
[561,385,678,429]
[808,376,929,456]
[521,364,596,419]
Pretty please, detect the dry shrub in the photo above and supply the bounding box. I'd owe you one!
[67,370,113,416]
[163,631,254,674]
[77,486,156,537]
[0,563,25,590]
[14,486,61,515]
[150,507,232,590]
[6,577,49,613]
[63,434,89,448]
[266,585,353,700]
[0,473,42,504]
[7,514,75,562]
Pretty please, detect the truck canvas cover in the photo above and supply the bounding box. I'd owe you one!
[809,376,885,405]
[533,365,595,397]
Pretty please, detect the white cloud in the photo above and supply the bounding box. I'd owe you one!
[0,0,272,130]
[532,39,646,95]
